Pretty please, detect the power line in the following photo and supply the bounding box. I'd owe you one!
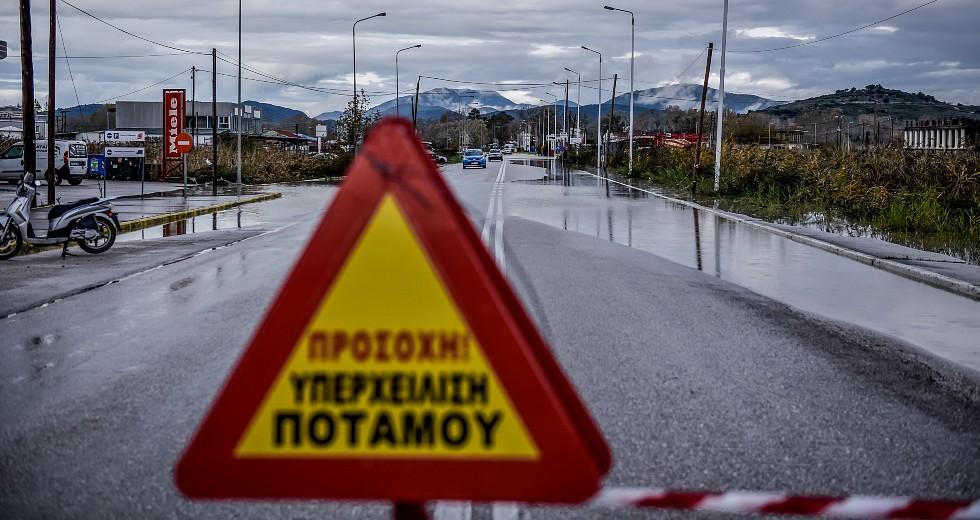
[421,76,553,87]
[56,13,80,110]
[730,0,941,53]
[94,68,191,105]
[58,0,202,55]
[213,52,362,97]
[62,52,195,59]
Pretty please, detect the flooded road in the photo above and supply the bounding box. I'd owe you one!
[4,164,979,519]
[458,158,980,375]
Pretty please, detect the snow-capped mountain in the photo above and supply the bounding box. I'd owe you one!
[314,85,781,121]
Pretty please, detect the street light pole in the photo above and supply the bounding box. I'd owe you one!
[395,44,421,118]
[604,5,634,175]
[564,67,581,139]
[582,46,602,172]
[352,12,385,152]
[714,0,729,192]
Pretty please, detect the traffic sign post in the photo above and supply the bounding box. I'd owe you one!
[175,131,193,195]
[175,119,609,515]
[103,131,146,197]
[104,147,147,198]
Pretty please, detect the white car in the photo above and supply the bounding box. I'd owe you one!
[0,140,88,185]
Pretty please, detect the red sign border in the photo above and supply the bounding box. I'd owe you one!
[175,118,609,503]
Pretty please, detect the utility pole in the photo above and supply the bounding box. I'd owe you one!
[211,48,218,197]
[191,66,196,148]
[564,67,581,139]
[236,0,241,185]
[713,0,729,192]
[412,76,420,130]
[46,0,56,204]
[837,116,842,150]
[692,42,714,196]
[607,74,618,172]
[19,0,37,204]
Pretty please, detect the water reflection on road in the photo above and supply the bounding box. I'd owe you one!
[505,158,980,373]
[117,208,258,242]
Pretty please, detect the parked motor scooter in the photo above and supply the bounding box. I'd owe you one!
[0,171,120,260]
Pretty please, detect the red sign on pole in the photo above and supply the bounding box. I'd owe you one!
[163,89,185,160]
[175,132,193,155]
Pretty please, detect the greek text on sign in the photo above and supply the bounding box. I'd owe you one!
[236,195,536,458]
[104,147,145,158]
[176,119,608,503]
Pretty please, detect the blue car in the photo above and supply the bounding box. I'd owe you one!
[461,148,487,169]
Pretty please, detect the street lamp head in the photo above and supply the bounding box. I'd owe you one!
[604,5,615,10]
[413,44,422,48]
[377,12,386,16]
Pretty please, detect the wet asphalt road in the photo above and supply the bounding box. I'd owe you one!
[1,157,979,519]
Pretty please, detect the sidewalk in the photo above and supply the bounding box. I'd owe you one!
[9,182,281,255]
[763,222,980,299]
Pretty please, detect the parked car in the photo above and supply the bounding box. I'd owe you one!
[461,148,487,169]
[0,140,87,185]
[488,148,503,161]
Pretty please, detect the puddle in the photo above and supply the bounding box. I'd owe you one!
[117,208,260,242]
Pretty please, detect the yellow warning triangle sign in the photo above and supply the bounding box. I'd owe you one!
[175,118,609,503]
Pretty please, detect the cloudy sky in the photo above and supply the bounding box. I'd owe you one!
[1,0,978,116]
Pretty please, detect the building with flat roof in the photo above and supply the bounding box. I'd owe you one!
[903,119,977,150]
[115,101,262,140]
[0,108,49,139]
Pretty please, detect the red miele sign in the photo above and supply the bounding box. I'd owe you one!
[163,89,186,159]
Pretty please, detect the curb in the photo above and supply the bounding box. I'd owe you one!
[118,192,281,232]
[15,192,282,256]
[570,167,980,302]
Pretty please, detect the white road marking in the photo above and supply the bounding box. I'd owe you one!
[481,161,506,245]
[433,501,472,520]
[492,502,522,520]
[493,160,506,271]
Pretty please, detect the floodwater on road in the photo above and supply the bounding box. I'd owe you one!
[502,158,980,374]
[117,207,262,242]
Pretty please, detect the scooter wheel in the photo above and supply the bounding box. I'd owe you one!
[0,225,23,260]
[76,217,116,254]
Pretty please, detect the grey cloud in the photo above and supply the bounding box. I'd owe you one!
[1,0,977,116]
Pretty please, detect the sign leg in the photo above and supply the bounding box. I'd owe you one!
[392,502,429,520]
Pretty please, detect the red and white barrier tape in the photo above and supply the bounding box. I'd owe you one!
[588,487,980,519]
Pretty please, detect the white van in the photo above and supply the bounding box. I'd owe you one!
[0,140,88,185]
